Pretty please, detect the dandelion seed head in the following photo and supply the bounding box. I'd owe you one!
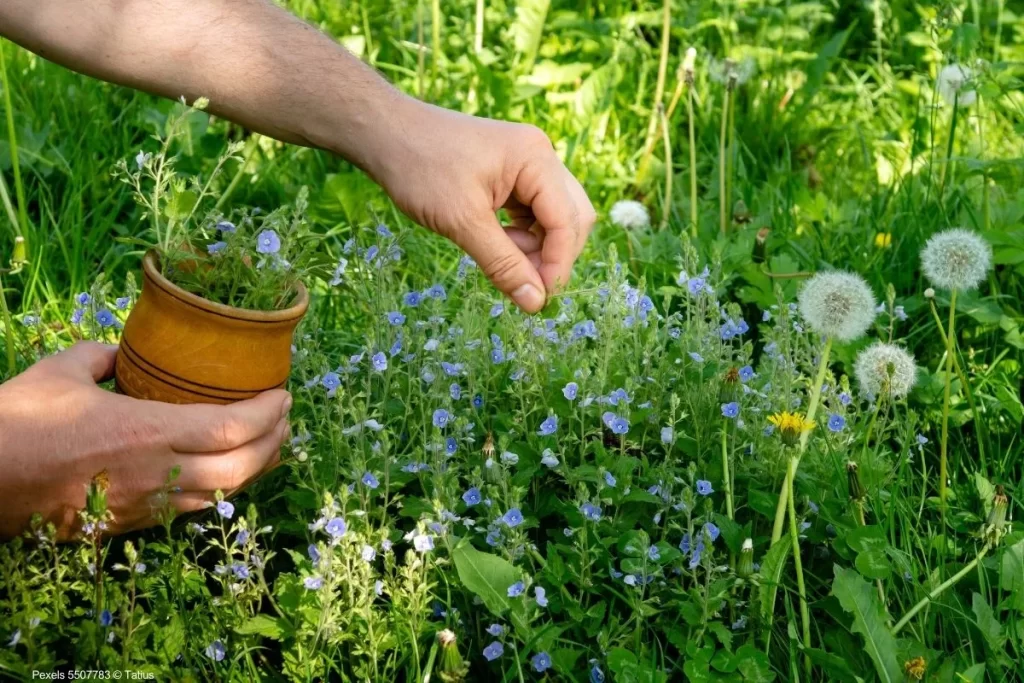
[609,200,650,230]
[797,271,876,341]
[854,342,917,399]
[937,64,977,107]
[920,228,991,291]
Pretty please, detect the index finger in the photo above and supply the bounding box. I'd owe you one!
[158,389,292,453]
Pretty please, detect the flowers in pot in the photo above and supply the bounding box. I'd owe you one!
[112,99,319,404]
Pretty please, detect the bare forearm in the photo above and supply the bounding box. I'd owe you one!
[0,0,405,177]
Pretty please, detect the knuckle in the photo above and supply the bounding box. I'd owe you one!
[483,251,522,283]
[520,124,552,150]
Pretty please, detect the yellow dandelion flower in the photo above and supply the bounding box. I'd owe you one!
[874,232,892,249]
[904,656,926,680]
[767,412,815,447]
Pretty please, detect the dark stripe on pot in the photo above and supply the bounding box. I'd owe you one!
[120,338,285,396]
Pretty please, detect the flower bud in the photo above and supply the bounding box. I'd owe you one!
[846,461,865,502]
[438,629,468,682]
[924,287,935,299]
[720,367,740,403]
[983,485,1009,545]
[737,538,755,578]
[732,199,752,225]
[12,236,27,265]
[683,47,697,84]
[296,450,308,463]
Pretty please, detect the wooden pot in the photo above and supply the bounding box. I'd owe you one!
[115,251,308,404]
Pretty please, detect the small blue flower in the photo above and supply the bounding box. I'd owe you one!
[603,471,616,487]
[387,311,406,326]
[490,303,504,317]
[661,426,674,444]
[648,545,661,561]
[721,402,740,418]
[256,229,281,254]
[76,292,91,306]
[95,309,116,328]
[540,449,559,467]
[364,245,380,262]
[507,581,525,597]
[216,501,235,519]
[413,534,435,552]
[610,416,630,435]
[321,372,341,396]
[427,284,447,300]
[205,640,226,662]
[445,436,458,455]
[534,586,548,607]
[361,545,376,562]
[696,480,714,496]
[502,509,524,527]
[538,416,558,436]
[590,663,606,683]
[404,291,422,307]
[326,517,347,538]
[483,641,504,661]
[361,472,380,489]
[304,576,324,590]
[739,365,755,382]
[308,544,321,564]
[839,391,852,406]
[432,409,452,429]
[462,487,481,506]
[531,652,552,673]
[371,352,388,372]
[689,352,704,363]
[208,241,227,255]
[916,433,929,445]
[580,503,602,521]
[449,383,461,400]
[490,349,505,364]
[114,297,131,310]
[99,610,113,627]
[563,382,579,400]
[441,361,463,376]
[679,533,691,554]
[231,562,250,579]
[486,623,504,637]
[827,413,846,432]
[703,522,720,542]
[472,394,484,409]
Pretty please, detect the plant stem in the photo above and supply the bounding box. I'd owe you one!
[637,0,672,180]
[938,92,959,200]
[0,272,15,378]
[660,105,673,231]
[719,86,730,236]
[785,456,812,678]
[473,0,484,53]
[891,543,990,635]
[431,0,441,99]
[771,336,833,544]
[721,424,734,520]
[928,297,986,475]
[939,289,958,510]
[0,41,30,240]
[687,85,698,237]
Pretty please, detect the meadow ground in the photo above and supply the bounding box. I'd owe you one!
[1,1,1024,681]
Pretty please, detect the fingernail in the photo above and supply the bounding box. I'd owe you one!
[281,394,293,418]
[511,283,545,312]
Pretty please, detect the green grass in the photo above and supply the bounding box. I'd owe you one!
[2,0,1024,680]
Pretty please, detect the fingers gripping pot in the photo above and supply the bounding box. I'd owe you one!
[115,251,308,404]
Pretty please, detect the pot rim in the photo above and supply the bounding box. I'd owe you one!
[143,250,309,322]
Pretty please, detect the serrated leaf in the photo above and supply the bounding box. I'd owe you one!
[831,566,901,683]
[708,621,734,652]
[758,540,789,625]
[509,0,550,71]
[451,541,522,616]
[234,614,286,641]
[971,592,1003,652]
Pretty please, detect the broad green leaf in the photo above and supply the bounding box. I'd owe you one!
[758,540,789,624]
[999,539,1024,611]
[163,189,197,221]
[735,644,775,682]
[971,593,1003,652]
[509,0,550,71]
[803,647,860,683]
[831,566,901,683]
[846,525,887,553]
[234,614,286,640]
[708,621,734,652]
[855,548,892,580]
[451,541,522,616]
[957,663,986,681]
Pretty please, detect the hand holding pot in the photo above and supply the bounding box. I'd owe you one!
[0,342,292,540]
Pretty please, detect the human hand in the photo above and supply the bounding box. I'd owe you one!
[0,342,291,539]
[367,98,596,313]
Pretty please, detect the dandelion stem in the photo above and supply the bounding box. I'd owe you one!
[660,105,673,231]
[721,424,734,521]
[939,289,957,510]
[855,501,888,608]
[928,296,986,475]
[0,272,16,378]
[719,86,730,235]
[891,543,990,636]
[785,456,812,678]
[687,83,698,237]
[938,92,959,200]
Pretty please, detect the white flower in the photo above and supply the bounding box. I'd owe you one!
[797,271,876,342]
[609,200,650,230]
[854,342,917,399]
[710,57,756,86]
[936,64,976,107]
[920,228,991,291]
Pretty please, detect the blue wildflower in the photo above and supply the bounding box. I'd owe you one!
[507,581,525,597]
[603,471,616,487]
[462,487,481,506]
[308,544,321,564]
[256,229,281,254]
[739,365,755,382]
[304,576,324,590]
[661,426,674,444]
[502,509,524,527]
[450,383,461,400]
[95,309,116,328]
[648,545,661,561]
[827,413,846,432]
[839,392,852,406]
[361,472,380,489]
[540,449,559,467]
[75,292,91,306]
[205,640,226,662]
[432,409,452,428]
[486,623,503,637]
[413,534,434,552]
[696,480,714,496]
[426,284,447,300]
[321,372,341,396]
[387,311,406,326]
[445,436,458,455]
[535,586,548,607]
[208,241,227,255]
[563,382,579,400]
[371,352,388,372]
[580,503,602,521]
[590,663,606,683]
[490,303,504,317]
[404,291,422,307]
[721,402,740,418]
[689,352,704,363]
[483,641,504,661]
[472,394,484,409]
[704,522,720,542]
[538,416,558,436]
[325,517,347,538]
[99,610,113,627]
[216,501,235,519]
[490,349,505,364]
[532,652,552,673]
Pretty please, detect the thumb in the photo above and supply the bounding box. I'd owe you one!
[50,341,118,384]
[455,214,548,313]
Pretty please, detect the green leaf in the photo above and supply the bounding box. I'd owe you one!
[735,644,775,682]
[708,621,734,652]
[999,539,1024,611]
[509,0,550,71]
[971,592,1003,652]
[451,541,523,616]
[234,615,286,641]
[163,189,197,221]
[758,540,789,625]
[803,647,860,682]
[831,566,902,683]
[855,548,892,580]
[846,525,887,553]
[957,663,987,682]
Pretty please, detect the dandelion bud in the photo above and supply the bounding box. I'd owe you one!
[924,287,935,299]
[846,461,865,502]
[797,271,877,342]
[683,47,697,84]
[438,629,468,682]
[853,342,917,400]
[12,236,27,265]
[920,228,992,292]
[732,199,752,225]
[85,470,110,519]
[737,538,755,578]
[983,485,1009,545]
[609,200,650,231]
[482,433,495,459]
[720,367,740,403]
[296,451,309,463]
